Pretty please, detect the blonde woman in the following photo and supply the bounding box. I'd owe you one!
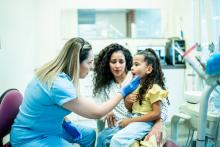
[10,37,140,147]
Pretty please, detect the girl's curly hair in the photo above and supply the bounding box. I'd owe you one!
[93,43,132,96]
[137,48,166,105]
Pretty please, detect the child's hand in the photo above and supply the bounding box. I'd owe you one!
[125,93,138,104]
[118,118,131,128]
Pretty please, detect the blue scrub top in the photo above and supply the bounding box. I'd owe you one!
[10,72,77,145]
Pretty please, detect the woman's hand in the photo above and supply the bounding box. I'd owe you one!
[105,112,116,128]
[120,75,141,97]
[63,118,81,139]
[144,120,163,145]
[118,118,131,128]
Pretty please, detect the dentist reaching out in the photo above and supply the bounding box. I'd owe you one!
[10,37,140,147]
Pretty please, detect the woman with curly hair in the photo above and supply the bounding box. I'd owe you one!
[93,43,133,133]
[94,44,168,147]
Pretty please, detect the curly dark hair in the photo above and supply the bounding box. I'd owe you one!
[93,43,133,96]
[137,48,166,105]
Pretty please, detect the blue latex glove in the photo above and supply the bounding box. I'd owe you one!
[120,75,141,97]
[206,53,220,76]
[62,119,81,139]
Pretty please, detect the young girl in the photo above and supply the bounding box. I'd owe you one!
[110,48,168,147]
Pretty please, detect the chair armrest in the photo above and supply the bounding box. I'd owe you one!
[171,113,191,144]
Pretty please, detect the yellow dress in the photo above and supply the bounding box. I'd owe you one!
[132,84,168,115]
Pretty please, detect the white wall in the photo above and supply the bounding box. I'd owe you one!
[0,0,36,93]
[163,68,185,121]
[0,0,194,94]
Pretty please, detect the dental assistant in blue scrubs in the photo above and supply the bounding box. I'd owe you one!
[10,37,140,147]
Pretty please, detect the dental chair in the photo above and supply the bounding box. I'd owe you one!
[0,89,23,147]
[170,44,220,147]
[171,91,220,146]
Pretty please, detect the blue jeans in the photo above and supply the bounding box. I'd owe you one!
[97,121,153,147]
[97,126,121,147]
[16,123,96,147]
[110,122,153,147]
